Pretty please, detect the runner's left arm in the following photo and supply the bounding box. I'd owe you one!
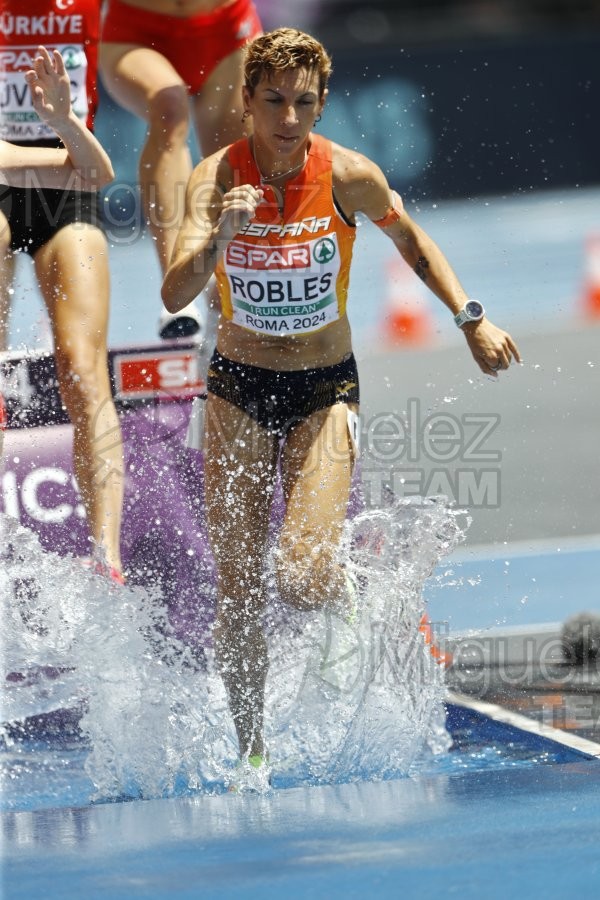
[334,148,521,376]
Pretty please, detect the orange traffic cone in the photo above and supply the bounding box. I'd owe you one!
[419,613,453,668]
[582,234,600,319]
[381,256,433,346]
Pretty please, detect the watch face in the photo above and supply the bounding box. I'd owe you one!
[465,300,484,319]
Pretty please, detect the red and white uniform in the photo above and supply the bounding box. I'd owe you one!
[0,0,101,142]
[102,0,262,95]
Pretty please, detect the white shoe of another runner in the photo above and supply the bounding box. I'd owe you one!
[158,301,204,340]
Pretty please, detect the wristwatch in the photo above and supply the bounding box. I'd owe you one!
[454,300,485,328]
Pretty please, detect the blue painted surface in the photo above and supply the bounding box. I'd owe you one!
[0,704,582,815]
[427,543,600,633]
[3,754,600,899]
[2,704,599,898]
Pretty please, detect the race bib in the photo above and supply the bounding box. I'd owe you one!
[0,43,88,142]
[222,233,342,336]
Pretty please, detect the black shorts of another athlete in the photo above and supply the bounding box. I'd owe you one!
[207,349,360,438]
[0,184,103,256]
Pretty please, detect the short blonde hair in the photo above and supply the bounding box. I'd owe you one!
[244,28,332,98]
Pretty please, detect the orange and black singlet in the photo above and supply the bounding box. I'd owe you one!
[215,134,356,337]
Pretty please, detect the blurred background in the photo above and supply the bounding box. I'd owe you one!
[99,0,600,199]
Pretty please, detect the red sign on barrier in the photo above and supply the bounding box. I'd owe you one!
[112,351,206,400]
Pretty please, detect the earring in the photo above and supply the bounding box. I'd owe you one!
[314,114,322,125]
[241,110,250,122]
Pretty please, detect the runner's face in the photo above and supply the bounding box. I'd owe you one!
[245,67,323,158]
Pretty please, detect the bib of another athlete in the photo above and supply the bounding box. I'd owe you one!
[216,135,356,337]
[0,0,100,142]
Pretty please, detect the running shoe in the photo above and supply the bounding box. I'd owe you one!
[344,570,359,626]
[227,754,272,794]
[80,557,125,586]
[158,301,204,340]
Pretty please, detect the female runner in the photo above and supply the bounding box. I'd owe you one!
[162,28,521,768]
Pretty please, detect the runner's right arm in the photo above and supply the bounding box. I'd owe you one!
[0,47,114,191]
[162,156,263,313]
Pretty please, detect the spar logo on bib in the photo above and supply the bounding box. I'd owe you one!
[313,237,336,265]
[61,45,81,69]
[226,241,311,270]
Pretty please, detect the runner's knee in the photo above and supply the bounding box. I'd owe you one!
[275,530,340,610]
[0,211,11,251]
[146,85,190,142]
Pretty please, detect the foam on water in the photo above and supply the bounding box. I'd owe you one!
[1,495,468,807]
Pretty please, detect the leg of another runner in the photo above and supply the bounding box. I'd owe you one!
[99,44,192,277]
[192,46,249,155]
[34,223,124,574]
[203,394,278,759]
[277,402,358,612]
[0,213,15,350]
[191,46,250,346]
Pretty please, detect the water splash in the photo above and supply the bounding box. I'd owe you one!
[1,494,468,807]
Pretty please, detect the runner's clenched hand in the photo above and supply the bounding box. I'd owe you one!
[217,185,264,242]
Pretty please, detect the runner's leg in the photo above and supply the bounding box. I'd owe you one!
[0,212,14,350]
[191,47,250,336]
[192,47,249,156]
[203,393,279,758]
[99,44,192,275]
[278,402,357,611]
[34,224,124,573]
